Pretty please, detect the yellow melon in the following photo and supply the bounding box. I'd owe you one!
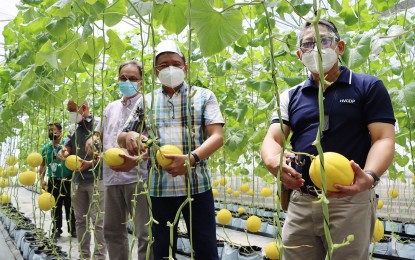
[27,152,43,167]
[261,187,272,198]
[19,171,37,186]
[7,166,18,177]
[65,155,82,171]
[156,145,182,168]
[0,178,9,188]
[240,183,249,193]
[217,209,232,225]
[38,192,56,211]
[372,219,384,242]
[6,155,18,166]
[309,152,354,192]
[212,188,218,198]
[265,241,280,259]
[103,148,126,166]
[1,193,11,204]
[246,215,261,232]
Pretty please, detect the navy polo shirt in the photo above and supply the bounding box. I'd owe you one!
[271,66,395,185]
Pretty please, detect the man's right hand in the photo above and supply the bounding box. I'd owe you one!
[265,152,304,190]
[57,148,69,161]
[85,136,101,157]
[41,180,47,190]
[125,132,148,156]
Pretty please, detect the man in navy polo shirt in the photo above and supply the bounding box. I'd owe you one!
[261,20,395,259]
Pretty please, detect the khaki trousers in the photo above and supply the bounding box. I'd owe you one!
[282,189,377,260]
[73,181,107,260]
[104,182,153,260]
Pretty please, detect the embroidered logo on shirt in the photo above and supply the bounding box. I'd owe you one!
[339,99,355,103]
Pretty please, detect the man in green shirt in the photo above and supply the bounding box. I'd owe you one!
[39,122,76,239]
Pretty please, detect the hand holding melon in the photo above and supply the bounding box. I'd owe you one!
[309,152,354,192]
[156,145,183,168]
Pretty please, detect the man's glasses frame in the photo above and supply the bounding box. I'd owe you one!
[300,35,338,53]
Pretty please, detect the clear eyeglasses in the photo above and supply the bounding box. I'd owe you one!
[300,36,336,53]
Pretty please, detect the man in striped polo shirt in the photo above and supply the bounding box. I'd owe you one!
[118,40,224,259]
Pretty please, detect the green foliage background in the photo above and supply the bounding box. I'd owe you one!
[1,0,415,182]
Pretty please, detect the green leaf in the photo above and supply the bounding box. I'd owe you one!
[248,33,267,47]
[246,79,273,92]
[403,82,415,107]
[46,0,72,18]
[294,4,312,16]
[339,4,358,26]
[81,19,93,41]
[234,103,248,122]
[0,69,11,95]
[254,164,269,178]
[191,0,243,56]
[327,0,342,12]
[82,36,105,64]
[21,17,50,35]
[390,63,402,76]
[344,32,372,69]
[240,168,249,176]
[387,25,404,37]
[233,44,246,55]
[57,38,88,68]
[2,25,16,46]
[276,0,291,17]
[22,0,43,5]
[394,153,409,167]
[103,0,127,27]
[128,0,153,17]
[282,76,304,87]
[372,0,398,12]
[46,18,69,37]
[35,40,58,69]
[153,0,187,34]
[225,128,245,150]
[69,82,90,105]
[106,29,125,60]
[13,66,36,95]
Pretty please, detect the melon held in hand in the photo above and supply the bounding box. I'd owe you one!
[156,145,182,168]
[103,148,126,167]
[309,152,354,192]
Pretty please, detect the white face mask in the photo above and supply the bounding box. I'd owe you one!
[69,112,83,124]
[158,66,185,88]
[301,47,339,74]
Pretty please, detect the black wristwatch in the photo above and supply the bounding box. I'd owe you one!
[191,152,200,166]
[365,170,380,189]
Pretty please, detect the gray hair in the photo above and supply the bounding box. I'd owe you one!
[118,61,143,77]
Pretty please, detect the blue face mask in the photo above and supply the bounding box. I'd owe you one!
[119,81,139,97]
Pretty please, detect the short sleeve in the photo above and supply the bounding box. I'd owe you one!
[67,124,76,138]
[93,116,102,133]
[204,91,224,126]
[271,88,290,125]
[364,80,395,125]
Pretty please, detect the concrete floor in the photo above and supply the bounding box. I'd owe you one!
[0,187,273,259]
[0,187,396,259]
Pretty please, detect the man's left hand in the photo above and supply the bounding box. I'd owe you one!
[164,154,190,177]
[110,154,142,172]
[76,159,94,173]
[328,160,373,198]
